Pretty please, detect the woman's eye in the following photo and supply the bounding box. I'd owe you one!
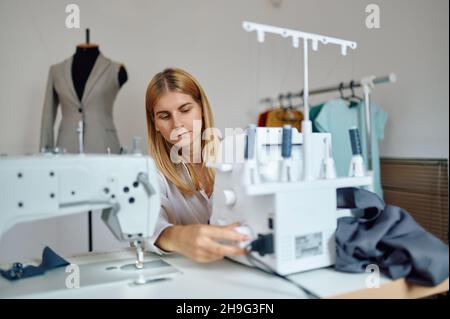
[181,108,191,113]
[158,114,170,120]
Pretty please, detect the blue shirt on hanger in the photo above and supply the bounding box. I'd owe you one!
[312,98,388,198]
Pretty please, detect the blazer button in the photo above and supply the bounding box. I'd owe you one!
[78,108,82,113]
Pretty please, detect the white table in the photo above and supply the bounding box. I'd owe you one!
[0,248,447,299]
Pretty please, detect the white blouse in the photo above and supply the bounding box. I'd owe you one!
[145,163,213,254]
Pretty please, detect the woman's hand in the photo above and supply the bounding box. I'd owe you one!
[156,223,249,263]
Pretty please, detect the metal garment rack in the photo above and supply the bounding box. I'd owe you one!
[282,74,396,101]
[261,74,396,107]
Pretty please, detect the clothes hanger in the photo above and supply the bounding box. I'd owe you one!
[350,80,363,101]
[347,80,363,107]
[285,92,293,109]
[285,92,303,112]
[276,92,301,122]
[278,94,286,110]
[290,89,304,109]
[259,97,274,110]
[338,82,346,100]
[339,82,355,107]
[296,89,305,109]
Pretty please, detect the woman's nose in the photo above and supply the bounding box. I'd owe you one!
[172,114,183,128]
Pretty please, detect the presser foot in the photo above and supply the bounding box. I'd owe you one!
[132,240,144,269]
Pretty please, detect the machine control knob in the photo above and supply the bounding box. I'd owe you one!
[222,189,236,207]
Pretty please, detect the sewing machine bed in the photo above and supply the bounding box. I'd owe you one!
[0,253,181,298]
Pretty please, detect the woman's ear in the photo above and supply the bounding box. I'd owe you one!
[153,118,159,132]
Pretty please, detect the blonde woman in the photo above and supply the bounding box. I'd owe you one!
[145,68,248,263]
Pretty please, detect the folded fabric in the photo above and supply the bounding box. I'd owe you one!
[335,187,449,286]
[0,246,69,281]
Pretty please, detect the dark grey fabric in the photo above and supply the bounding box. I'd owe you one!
[335,187,449,286]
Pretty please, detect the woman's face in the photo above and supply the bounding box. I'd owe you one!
[153,91,203,149]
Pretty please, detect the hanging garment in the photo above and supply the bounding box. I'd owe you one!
[309,103,324,132]
[265,107,304,131]
[335,187,449,287]
[257,109,270,126]
[40,53,124,154]
[311,98,387,198]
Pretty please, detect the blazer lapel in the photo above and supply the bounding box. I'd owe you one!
[81,53,111,103]
[63,56,81,105]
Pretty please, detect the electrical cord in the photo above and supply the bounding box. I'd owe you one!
[243,242,321,299]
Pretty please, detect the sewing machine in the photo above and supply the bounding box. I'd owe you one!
[0,152,161,268]
[210,126,372,275]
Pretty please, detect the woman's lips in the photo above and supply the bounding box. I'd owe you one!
[177,131,190,138]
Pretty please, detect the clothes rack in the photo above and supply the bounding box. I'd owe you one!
[260,73,396,173]
[263,74,396,105]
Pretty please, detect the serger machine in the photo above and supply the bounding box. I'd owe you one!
[210,125,372,275]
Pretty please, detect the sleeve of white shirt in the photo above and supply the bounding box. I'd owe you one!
[144,172,175,255]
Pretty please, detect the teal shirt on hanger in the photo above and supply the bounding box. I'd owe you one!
[311,98,388,198]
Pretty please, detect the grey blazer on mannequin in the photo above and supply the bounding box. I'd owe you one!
[40,53,123,154]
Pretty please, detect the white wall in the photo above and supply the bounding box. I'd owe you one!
[0,0,448,262]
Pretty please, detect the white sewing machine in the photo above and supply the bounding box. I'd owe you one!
[0,152,161,267]
[210,126,372,275]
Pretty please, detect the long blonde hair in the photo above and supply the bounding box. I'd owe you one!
[145,68,218,196]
